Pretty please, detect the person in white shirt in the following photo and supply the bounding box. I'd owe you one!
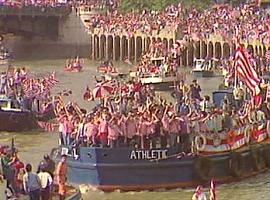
[38,167,53,200]
[192,185,207,200]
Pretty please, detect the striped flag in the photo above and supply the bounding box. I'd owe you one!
[37,121,55,132]
[265,50,270,60]
[234,44,261,95]
[209,179,216,200]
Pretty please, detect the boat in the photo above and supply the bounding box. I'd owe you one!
[97,61,117,74]
[0,96,38,132]
[192,59,215,78]
[64,57,83,72]
[130,57,178,90]
[50,122,270,192]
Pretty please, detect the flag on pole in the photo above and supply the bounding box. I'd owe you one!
[209,179,216,200]
[233,44,261,95]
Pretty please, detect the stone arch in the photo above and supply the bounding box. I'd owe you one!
[208,42,213,59]
[255,46,258,56]
[130,36,135,61]
[230,43,236,57]
[107,35,113,60]
[121,36,128,60]
[163,38,169,53]
[187,43,194,67]
[100,35,106,60]
[94,35,99,59]
[169,39,174,49]
[214,42,222,59]
[223,43,230,59]
[194,41,200,59]
[201,41,207,59]
[258,46,263,57]
[136,36,143,62]
[146,37,151,52]
[114,36,120,61]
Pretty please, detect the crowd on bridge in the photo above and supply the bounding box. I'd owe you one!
[87,3,181,37]
[87,1,270,48]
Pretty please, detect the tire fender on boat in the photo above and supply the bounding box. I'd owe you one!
[229,152,244,177]
[195,135,207,151]
[250,146,265,171]
[194,156,213,182]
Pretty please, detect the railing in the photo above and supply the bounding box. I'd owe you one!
[0,5,71,17]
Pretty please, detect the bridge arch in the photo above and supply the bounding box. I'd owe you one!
[136,36,143,61]
[100,35,106,60]
[114,36,120,61]
[214,42,222,59]
[223,43,230,59]
[208,42,214,59]
[201,41,207,59]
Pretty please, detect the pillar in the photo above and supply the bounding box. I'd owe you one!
[106,35,109,60]
[113,36,116,61]
[91,35,95,60]
[99,35,103,60]
[134,36,137,63]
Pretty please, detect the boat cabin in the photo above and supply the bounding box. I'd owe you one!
[194,59,215,71]
[0,96,21,112]
[150,57,165,67]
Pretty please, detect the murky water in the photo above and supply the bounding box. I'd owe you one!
[0,59,269,200]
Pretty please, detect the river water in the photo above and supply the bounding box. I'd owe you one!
[0,59,269,200]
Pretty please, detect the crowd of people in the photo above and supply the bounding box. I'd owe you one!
[86,1,270,48]
[0,145,69,200]
[87,3,180,37]
[0,64,57,116]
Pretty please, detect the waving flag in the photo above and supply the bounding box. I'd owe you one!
[234,44,261,95]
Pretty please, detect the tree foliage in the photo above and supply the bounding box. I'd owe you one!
[119,0,214,12]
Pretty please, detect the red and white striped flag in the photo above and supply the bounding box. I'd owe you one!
[209,179,216,200]
[234,44,261,95]
[265,50,270,60]
[37,121,55,132]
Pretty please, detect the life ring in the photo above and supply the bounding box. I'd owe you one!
[229,152,244,177]
[263,145,270,168]
[195,135,207,151]
[250,147,265,171]
[227,131,236,147]
[194,156,213,181]
[244,126,251,144]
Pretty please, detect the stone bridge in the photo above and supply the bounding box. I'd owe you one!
[89,29,270,67]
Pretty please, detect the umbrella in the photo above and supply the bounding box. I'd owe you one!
[92,81,114,98]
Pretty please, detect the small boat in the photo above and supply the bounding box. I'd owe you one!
[192,59,215,78]
[130,57,178,90]
[51,122,270,192]
[0,96,38,132]
[64,57,83,72]
[97,61,117,74]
